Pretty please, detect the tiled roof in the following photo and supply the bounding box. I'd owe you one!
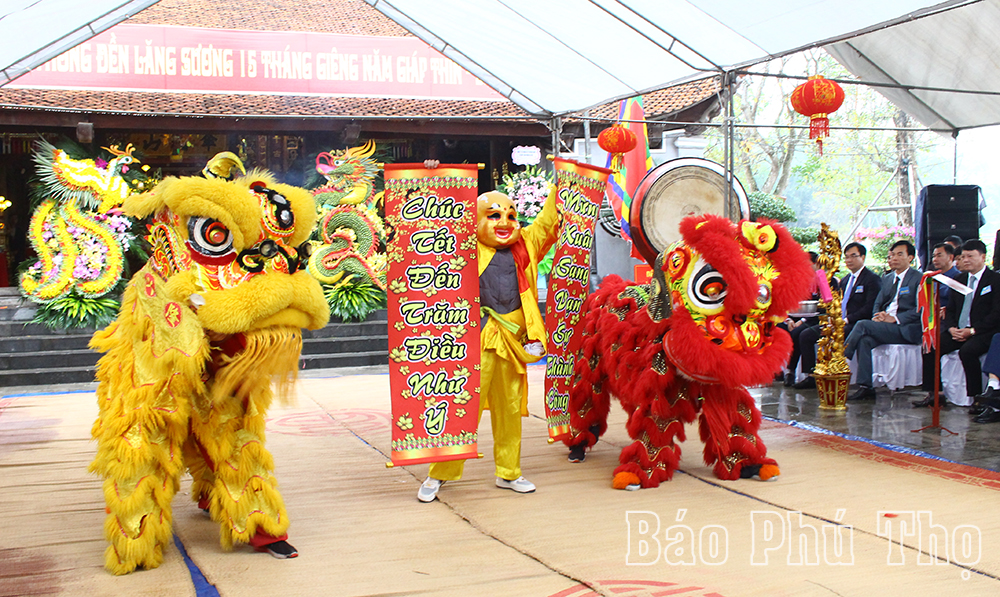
[587,77,722,122]
[0,88,534,119]
[0,79,718,122]
[128,0,411,36]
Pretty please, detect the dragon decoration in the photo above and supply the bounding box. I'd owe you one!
[89,153,329,574]
[306,140,388,319]
[20,139,142,308]
[564,215,813,489]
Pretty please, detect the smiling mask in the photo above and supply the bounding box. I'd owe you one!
[476,191,522,248]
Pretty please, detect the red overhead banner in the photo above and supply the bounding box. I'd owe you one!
[13,24,503,101]
[384,164,482,466]
[544,157,612,440]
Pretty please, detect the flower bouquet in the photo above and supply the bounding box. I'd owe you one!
[499,165,553,225]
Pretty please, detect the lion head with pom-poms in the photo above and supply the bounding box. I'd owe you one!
[564,213,813,489]
[661,215,813,388]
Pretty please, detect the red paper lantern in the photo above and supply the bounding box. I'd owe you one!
[598,124,637,171]
[790,75,845,155]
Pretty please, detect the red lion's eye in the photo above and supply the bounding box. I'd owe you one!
[690,262,728,310]
[206,222,228,244]
[667,248,690,278]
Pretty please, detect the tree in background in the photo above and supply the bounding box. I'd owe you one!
[747,191,818,246]
[706,50,937,238]
[724,56,808,197]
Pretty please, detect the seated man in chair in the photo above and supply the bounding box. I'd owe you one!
[913,242,963,407]
[795,242,880,389]
[916,239,1000,409]
[843,240,922,401]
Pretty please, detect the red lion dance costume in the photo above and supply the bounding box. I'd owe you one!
[564,215,813,489]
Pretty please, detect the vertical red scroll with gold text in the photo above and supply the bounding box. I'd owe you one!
[544,157,612,440]
[385,164,481,466]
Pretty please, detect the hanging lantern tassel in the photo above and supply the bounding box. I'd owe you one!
[810,113,829,155]
[791,76,844,157]
[598,124,637,171]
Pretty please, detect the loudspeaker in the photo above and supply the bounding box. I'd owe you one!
[927,212,979,238]
[920,184,981,260]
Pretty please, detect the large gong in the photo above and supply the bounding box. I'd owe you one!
[629,157,750,265]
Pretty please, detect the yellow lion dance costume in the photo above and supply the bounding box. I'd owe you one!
[88,158,329,574]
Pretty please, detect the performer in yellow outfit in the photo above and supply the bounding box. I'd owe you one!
[418,182,561,502]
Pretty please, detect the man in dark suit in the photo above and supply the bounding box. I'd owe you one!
[944,234,964,252]
[781,252,820,386]
[930,242,961,309]
[794,242,880,389]
[915,239,1000,407]
[913,242,962,407]
[843,240,923,401]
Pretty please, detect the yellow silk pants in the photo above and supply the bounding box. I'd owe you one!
[429,345,526,482]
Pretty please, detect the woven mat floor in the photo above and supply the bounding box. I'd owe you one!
[3,366,1000,596]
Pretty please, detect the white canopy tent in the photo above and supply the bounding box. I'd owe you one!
[363,0,998,135]
[362,0,1000,225]
[825,1,1000,133]
[3,0,998,135]
[0,0,161,86]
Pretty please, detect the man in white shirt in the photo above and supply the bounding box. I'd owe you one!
[843,240,922,401]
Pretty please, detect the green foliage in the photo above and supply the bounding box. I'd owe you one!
[787,226,820,245]
[31,292,120,330]
[854,225,915,269]
[748,191,797,223]
[705,55,811,196]
[323,281,387,322]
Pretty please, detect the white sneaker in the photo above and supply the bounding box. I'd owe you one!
[417,477,443,502]
[496,476,536,493]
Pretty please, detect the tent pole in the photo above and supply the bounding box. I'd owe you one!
[724,71,735,221]
[846,167,897,244]
[952,130,959,184]
[583,110,592,164]
[551,117,561,158]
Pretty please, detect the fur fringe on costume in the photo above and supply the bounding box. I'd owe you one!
[89,162,328,574]
[565,215,811,489]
